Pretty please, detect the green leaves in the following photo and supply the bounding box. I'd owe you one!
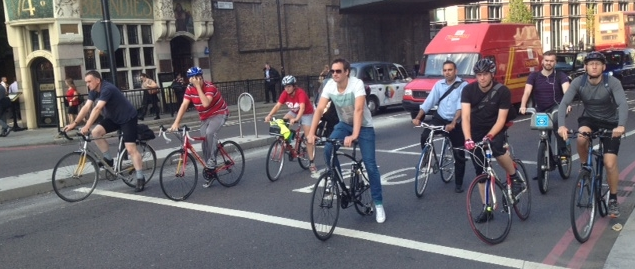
[503,0,533,24]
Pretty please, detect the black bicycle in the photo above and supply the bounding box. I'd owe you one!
[526,108,572,194]
[570,129,613,243]
[310,137,373,241]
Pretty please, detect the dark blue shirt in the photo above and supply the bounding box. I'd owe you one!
[88,81,137,124]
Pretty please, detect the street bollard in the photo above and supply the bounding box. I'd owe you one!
[237,93,257,138]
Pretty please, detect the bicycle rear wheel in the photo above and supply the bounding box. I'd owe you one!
[439,137,455,183]
[297,134,314,170]
[266,139,286,182]
[311,173,341,241]
[513,159,531,221]
[558,142,572,179]
[160,150,198,201]
[536,141,549,194]
[352,164,373,216]
[119,141,157,188]
[414,145,433,198]
[52,152,99,202]
[215,141,245,187]
[570,170,596,243]
[466,174,512,245]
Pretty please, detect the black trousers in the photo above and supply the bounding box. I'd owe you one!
[264,82,277,102]
[140,92,160,118]
[420,114,467,187]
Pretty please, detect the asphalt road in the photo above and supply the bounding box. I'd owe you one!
[2,98,635,268]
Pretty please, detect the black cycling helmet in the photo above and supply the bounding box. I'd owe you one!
[584,51,607,64]
[281,75,296,86]
[473,59,497,74]
[186,66,203,78]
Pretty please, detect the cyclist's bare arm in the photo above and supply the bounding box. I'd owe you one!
[170,99,191,131]
[519,83,533,114]
[307,96,329,144]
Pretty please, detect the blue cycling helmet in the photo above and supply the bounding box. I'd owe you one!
[186,67,203,78]
[473,59,497,74]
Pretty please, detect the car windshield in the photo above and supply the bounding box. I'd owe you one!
[603,51,624,67]
[421,53,479,77]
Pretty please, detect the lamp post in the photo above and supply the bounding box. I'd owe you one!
[101,0,118,86]
[276,0,285,73]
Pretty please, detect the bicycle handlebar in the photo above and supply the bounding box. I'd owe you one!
[415,122,448,132]
[159,125,194,144]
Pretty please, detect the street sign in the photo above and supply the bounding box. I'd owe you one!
[91,21,121,52]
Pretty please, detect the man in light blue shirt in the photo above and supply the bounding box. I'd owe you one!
[412,60,468,193]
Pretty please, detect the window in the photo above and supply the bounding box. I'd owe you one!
[30,31,39,51]
[603,1,614,12]
[42,30,50,50]
[551,19,563,49]
[569,3,580,16]
[430,22,447,40]
[465,4,480,22]
[531,0,543,18]
[423,53,479,77]
[619,1,629,11]
[83,24,156,90]
[551,4,562,17]
[570,18,580,49]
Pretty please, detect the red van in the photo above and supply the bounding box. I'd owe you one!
[402,23,543,118]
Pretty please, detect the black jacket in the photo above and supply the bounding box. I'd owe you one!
[264,67,280,84]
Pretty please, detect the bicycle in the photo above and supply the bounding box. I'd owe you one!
[569,129,613,243]
[266,118,315,181]
[158,125,245,201]
[310,137,373,241]
[52,130,157,202]
[526,108,572,194]
[463,124,531,244]
[413,122,455,197]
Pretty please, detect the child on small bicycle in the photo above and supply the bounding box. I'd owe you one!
[169,67,229,176]
[265,75,317,173]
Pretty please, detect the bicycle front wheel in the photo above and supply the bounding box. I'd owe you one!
[439,137,455,183]
[466,174,512,245]
[160,150,198,201]
[415,145,433,198]
[352,164,373,216]
[596,175,609,218]
[297,134,314,170]
[537,141,549,194]
[513,159,531,221]
[215,140,245,187]
[52,152,99,202]
[558,142,572,179]
[266,139,286,181]
[119,141,157,188]
[570,170,596,243]
[311,173,340,241]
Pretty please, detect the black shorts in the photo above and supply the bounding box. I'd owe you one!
[578,116,620,155]
[68,106,79,115]
[99,117,138,143]
[472,128,508,157]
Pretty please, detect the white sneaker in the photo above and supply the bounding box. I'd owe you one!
[375,204,386,223]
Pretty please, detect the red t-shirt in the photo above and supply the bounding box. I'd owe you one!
[66,88,79,106]
[277,87,314,115]
[184,81,228,121]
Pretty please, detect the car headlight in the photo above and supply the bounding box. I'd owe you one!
[404,90,412,96]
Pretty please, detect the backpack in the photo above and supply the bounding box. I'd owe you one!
[137,124,156,141]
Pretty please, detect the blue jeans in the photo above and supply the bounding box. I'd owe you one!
[324,122,383,204]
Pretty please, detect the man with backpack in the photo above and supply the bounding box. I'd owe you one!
[557,52,628,218]
[411,60,468,193]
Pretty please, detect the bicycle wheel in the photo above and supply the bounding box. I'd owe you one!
[352,163,373,216]
[570,170,596,243]
[160,150,198,201]
[52,152,99,202]
[466,174,512,245]
[596,175,609,218]
[310,173,341,241]
[513,159,531,221]
[266,139,286,182]
[297,134,314,170]
[414,145,433,198]
[119,141,157,188]
[215,140,245,187]
[536,141,549,194]
[439,137,455,183]
[558,142,572,179]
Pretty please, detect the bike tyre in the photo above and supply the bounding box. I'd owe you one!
[439,136,455,183]
[415,145,433,198]
[119,141,157,188]
[160,150,198,201]
[513,159,531,220]
[216,140,245,187]
[52,152,99,202]
[266,139,286,182]
[352,164,373,216]
[297,134,313,170]
[466,174,512,245]
[310,173,340,241]
[570,170,596,243]
[537,142,549,194]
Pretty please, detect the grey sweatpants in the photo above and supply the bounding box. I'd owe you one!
[201,114,227,164]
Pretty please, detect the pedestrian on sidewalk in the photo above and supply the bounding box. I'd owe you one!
[263,63,280,104]
[0,84,11,137]
[65,78,80,125]
[138,73,161,120]
[169,67,229,188]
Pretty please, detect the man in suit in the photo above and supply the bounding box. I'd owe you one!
[263,63,280,103]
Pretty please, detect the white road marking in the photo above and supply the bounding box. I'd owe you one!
[87,188,567,269]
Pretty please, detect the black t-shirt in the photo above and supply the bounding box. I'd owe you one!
[461,81,512,131]
[88,81,137,124]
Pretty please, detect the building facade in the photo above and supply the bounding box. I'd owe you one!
[434,0,634,51]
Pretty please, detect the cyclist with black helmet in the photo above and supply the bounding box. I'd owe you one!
[461,59,523,223]
[557,51,628,218]
[169,67,229,186]
[265,75,317,172]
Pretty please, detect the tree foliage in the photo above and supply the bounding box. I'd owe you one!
[503,0,534,24]
[586,7,596,44]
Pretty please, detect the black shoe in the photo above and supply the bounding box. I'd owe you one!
[99,158,114,168]
[135,177,145,192]
[511,174,523,197]
[154,116,160,120]
[455,186,464,193]
[474,209,493,223]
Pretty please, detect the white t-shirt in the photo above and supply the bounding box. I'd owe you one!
[321,76,373,127]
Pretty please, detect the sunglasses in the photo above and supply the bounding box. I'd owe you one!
[329,69,344,74]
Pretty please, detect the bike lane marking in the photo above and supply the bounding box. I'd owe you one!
[87,188,568,269]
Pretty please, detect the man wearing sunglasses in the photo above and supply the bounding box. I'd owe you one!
[307,58,386,224]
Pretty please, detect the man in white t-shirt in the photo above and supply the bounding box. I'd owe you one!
[307,58,386,224]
